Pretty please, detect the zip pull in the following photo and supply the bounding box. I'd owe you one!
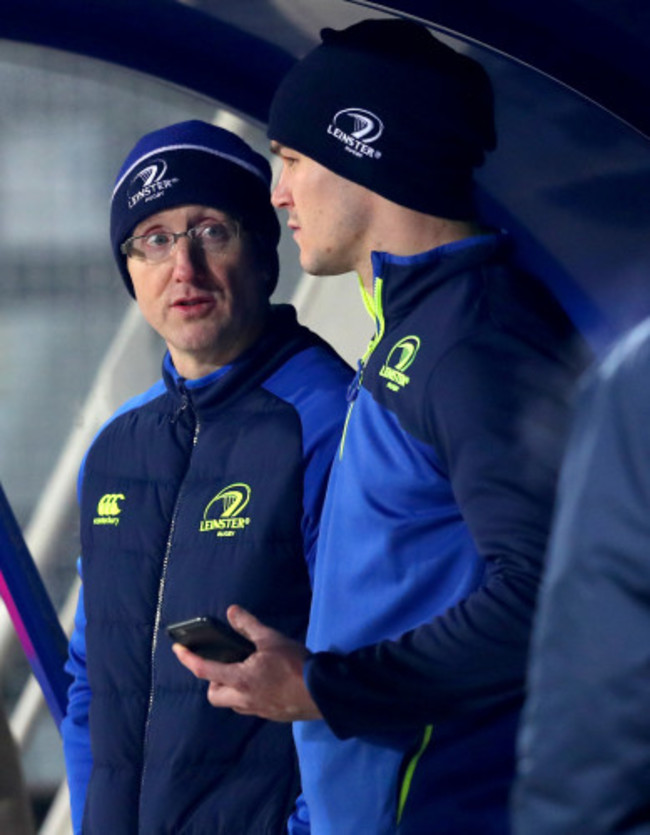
[346,359,365,403]
[171,383,190,424]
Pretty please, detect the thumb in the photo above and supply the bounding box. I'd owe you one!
[226,605,268,643]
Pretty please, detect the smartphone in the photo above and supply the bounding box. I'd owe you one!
[165,615,255,663]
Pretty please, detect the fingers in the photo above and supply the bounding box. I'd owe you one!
[227,606,292,655]
[207,681,256,714]
[172,643,234,684]
[173,649,259,714]
[172,629,319,721]
[171,641,263,715]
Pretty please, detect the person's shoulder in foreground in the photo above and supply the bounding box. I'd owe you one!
[512,317,650,835]
[61,118,350,835]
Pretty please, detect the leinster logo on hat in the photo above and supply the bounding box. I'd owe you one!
[327,107,384,160]
[127,158,179,209]
[335,109,384,143]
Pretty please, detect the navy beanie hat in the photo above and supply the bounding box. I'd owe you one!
[268,19,496,219]
[110,120,280,297]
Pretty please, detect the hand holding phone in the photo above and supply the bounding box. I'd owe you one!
[165,615,255,663]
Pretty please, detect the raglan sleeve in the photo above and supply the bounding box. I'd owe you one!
[305,331,583,737]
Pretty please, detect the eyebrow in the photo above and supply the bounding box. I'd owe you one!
[269,140,284,156]
[133,210,231,234]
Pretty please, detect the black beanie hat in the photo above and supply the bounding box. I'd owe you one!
[268,19,496,219]
[110,120,281,297]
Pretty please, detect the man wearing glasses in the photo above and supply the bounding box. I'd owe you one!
[60,120,351,835]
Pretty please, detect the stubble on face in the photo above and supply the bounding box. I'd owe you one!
[274,147,375,284]
[302,188,376,288]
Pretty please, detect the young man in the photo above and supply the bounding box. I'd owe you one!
[60,120,351,834]
[176,21,591,834]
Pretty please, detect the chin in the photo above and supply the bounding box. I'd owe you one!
[300,256,331,277]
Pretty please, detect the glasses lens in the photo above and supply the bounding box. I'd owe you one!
[145,231,176,261]
[189,222,237,253]
[125,231,174,262]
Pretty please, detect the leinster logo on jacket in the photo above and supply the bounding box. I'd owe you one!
[379,335,421,392]
[200,483,252,538]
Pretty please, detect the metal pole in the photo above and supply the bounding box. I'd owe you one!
[0,484,70,730]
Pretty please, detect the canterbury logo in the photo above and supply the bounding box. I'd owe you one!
[200,483,252,538]
[93,493,125,526]
[327,108,384,160]
[379,336,421,392]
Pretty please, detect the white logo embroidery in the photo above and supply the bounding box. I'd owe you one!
[127,158,178,209]
[327,108,384,159]
[133,160,168,188]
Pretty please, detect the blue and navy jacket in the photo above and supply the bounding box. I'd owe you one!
[291,234,591,835]
[61,305,352,835]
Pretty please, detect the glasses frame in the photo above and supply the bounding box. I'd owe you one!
[120,218,240,263]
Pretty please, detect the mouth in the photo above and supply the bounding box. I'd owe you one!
[171,295,215,312]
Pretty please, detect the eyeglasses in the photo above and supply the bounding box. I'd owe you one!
[120,220,240,263]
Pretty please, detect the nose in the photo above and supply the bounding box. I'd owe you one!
[170,236,201,282]
[271,171,292,209]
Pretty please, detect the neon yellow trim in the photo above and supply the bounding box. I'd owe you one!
[338,276,385,459]
[359,274,377,319]
[397,725,433,825]
[358,277,385,370]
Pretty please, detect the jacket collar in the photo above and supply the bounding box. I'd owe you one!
[361,230,510,332]
[161,304,314,413]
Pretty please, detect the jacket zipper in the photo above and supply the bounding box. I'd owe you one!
[339,276,385,458]
[138,385,201,824]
